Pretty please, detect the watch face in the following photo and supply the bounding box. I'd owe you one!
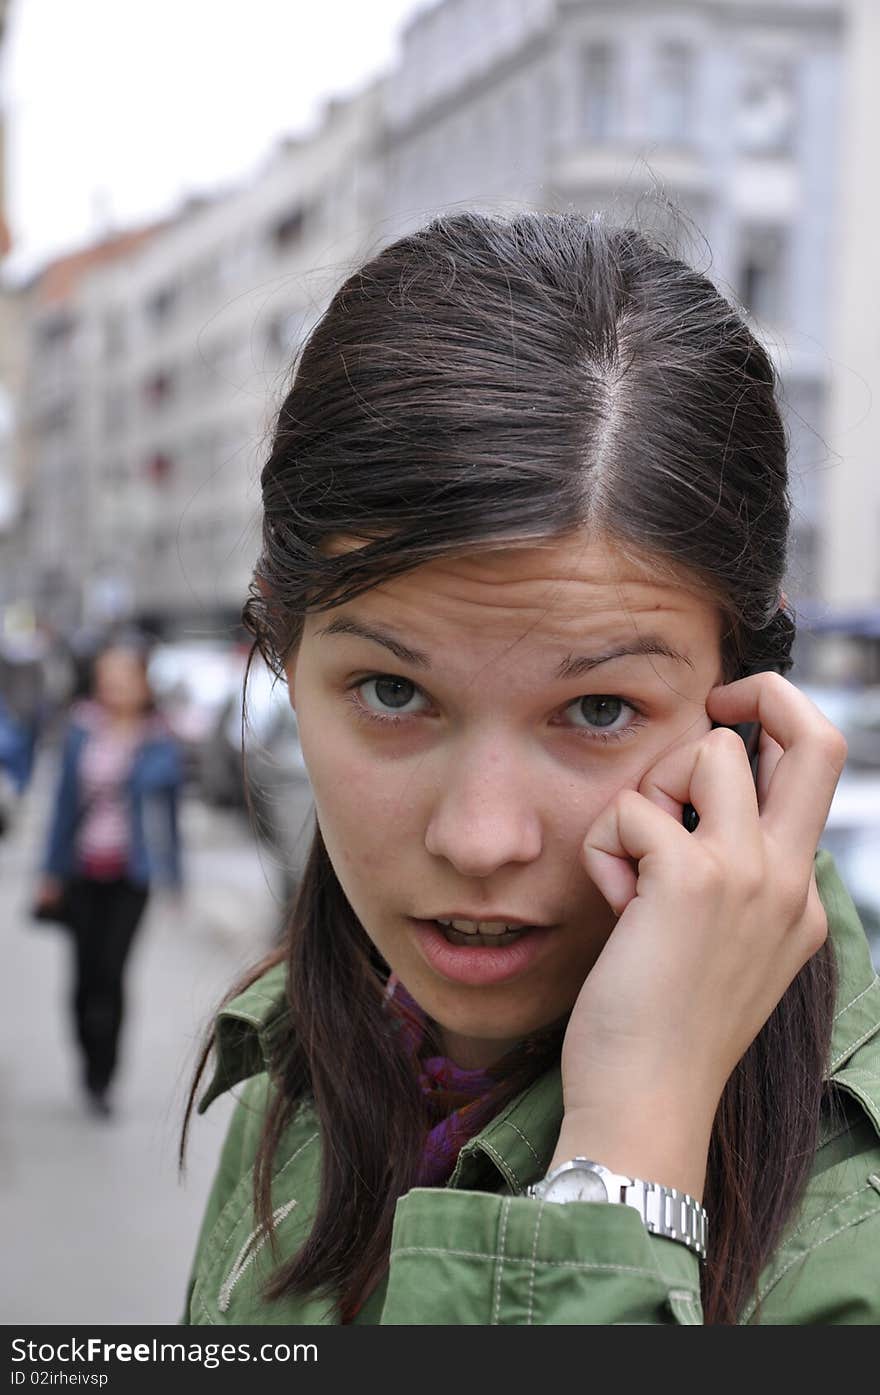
[543,1166,608,1204]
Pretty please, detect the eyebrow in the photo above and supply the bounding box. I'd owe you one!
[314,617,694,679]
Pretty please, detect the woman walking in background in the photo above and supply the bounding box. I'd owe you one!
[34,637,184,1118]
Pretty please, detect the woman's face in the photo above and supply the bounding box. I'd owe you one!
[285,530,725,1067]
[94,648,150,718]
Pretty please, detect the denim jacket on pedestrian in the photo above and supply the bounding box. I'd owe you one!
[42,703,184,890]
[182,848,880,1325]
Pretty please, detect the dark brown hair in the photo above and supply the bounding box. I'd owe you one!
[183,210,837,1325]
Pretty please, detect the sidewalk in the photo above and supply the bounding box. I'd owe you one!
[0,752,285,1324]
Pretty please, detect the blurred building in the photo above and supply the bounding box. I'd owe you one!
[13,227,164,633]
[13,84,382,637]
[820,0,880,682]
[383,0,845,622]
[0,0,10,262]
[0,0,22,609]
[6,0,879,675]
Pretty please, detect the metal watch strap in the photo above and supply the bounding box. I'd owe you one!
[619,1177,707,1261]
[525,1160,708,1262]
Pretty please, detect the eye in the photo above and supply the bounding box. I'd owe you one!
[560,694,647,744]
[348,675,429,723]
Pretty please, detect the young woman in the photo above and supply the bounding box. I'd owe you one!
[181,211,880,1325]
[35,638,184,1116]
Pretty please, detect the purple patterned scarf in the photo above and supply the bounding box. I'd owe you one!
[384,972,545,1187]
[343,974,563,1320]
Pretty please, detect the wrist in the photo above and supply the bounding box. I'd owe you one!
[549,1100,715,1205]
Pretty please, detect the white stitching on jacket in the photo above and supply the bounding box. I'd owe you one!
[783,1183,870,1243]
[480,1139,522,1191]
[392,1245,695,1284]
[833,976,879,1021]
[491,1198,511,1325]
[217,1199,298,1313]
[830,1019,880,1073]
[497,1119,542,1167]
[206,1128,319,1280]
[739,1196,880,1323]
[526,1203,544,1325]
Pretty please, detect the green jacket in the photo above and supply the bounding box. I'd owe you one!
[183,849,880,1325]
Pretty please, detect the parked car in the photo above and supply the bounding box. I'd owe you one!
[199,657,315,919]
[148,640,246,782]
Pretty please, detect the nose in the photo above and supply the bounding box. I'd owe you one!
[423,734,543,877]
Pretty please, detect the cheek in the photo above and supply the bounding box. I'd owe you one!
[299,725,417,880]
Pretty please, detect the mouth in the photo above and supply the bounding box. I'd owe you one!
[432,920,537,948]
[408,918,556,987]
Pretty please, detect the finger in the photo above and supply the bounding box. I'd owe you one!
[637,725,761,852]
[581,788,692,916]
[706,673,847,855]
[755,729,784,810]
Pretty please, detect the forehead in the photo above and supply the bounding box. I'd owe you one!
[314,531,719,644]
[96,649,145,676]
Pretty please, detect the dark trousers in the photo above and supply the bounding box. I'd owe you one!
[65,875,149,1095]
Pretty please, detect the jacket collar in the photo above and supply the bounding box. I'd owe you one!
[197,960,289,1113]
[199,848,880,1173]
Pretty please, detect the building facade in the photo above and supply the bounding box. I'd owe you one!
[15,83,383,634]
[382,0,847,616]
[819,0,880,679]
[9,0,877,664]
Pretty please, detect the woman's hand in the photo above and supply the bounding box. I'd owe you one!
[550,672,848,1199]
[34,875,64,909]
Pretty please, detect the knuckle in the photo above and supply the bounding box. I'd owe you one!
[823,726,849,772]
[690,847,726,896]
[617,786,644,814]
[739,862,765,901]
[705,725,746,759]
[764,669,789,695]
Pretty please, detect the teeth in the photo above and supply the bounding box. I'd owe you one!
[436,918,523,935]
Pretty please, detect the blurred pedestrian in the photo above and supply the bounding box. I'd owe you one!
[33,637,184,1117]
[0,692,31,836]
[0,625,50,799]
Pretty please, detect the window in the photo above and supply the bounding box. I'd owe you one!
[271,205,307,251]
[581,41,618,141]
[38,314,76,351]
[38,402,73,435]
[653,41,693,145]
[738,56,795,154]
[143,370,175,408]
[737,226,787,324]
[145,285,178,324]
[145,451,174,484]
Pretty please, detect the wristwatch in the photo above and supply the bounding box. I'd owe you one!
[524,1158,708,1261]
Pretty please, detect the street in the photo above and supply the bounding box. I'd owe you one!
[0,749,288,1324]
